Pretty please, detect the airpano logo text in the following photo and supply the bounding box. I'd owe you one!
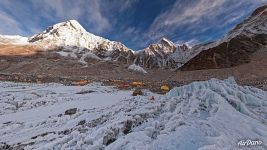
[238,139,263,147]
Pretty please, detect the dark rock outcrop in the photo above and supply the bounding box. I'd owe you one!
[65,108,77,115]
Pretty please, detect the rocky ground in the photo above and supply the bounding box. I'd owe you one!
[1,46,267,92]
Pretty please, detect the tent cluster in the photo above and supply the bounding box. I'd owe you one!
[71,80,90,86]
[115,80,172,96]
[117,81,146,90]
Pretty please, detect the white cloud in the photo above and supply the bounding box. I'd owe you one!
[30,0,139,34]
[148,0,224,37]
[0,0,116,35]
[0,0,266,49]
[85,0,110,33]
[119,0,139,11]
[0,10,25,35]
[146,0,267,44]
[31,0,110,33]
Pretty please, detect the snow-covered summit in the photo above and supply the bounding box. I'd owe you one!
[157,37,176,49]
[46,19,87,33]
[134,37,194,69]
[28,20,134,65]
[29,20,103,48]
[29,20,128,52]
[145,37,176,55]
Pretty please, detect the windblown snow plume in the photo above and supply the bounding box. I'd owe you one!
[0,78,266,149]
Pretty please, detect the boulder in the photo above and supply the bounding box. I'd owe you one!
[122,120,133,134]
[132,89,143,96]
[64,108,77,115]
[77,120,86,126]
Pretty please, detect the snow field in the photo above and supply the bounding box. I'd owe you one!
[0,77,266,149]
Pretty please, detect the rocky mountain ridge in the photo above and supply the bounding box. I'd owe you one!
[181,5,267,70]
[1,5,267,71]
[134,38,192,69]
[0,20,194,69]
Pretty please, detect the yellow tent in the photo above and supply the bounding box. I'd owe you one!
[131,81,145,86]
[71,80,89,86]
[161,85,170,91]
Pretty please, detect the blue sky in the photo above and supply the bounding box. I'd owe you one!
[0,0,266,50]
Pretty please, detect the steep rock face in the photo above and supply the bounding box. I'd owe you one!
[181,5,267,71]
[134,38,191,69]
[29,20,135,64]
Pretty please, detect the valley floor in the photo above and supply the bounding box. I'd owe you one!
[0,78,266,150]
[1,47,267,92]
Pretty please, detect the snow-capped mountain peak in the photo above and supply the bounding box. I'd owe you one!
[27,20,135,65]
[134,38,194,69]
[144,37,176,56]
[47,19,87,34]
[157,37,176,48]
[63,20,86,32]
[29,19,104,48]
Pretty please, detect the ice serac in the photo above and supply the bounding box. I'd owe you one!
[134,37,193,69]
[29,20,135,65]
[181,5,267,70]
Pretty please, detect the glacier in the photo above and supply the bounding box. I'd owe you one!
[0,77,266,149]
